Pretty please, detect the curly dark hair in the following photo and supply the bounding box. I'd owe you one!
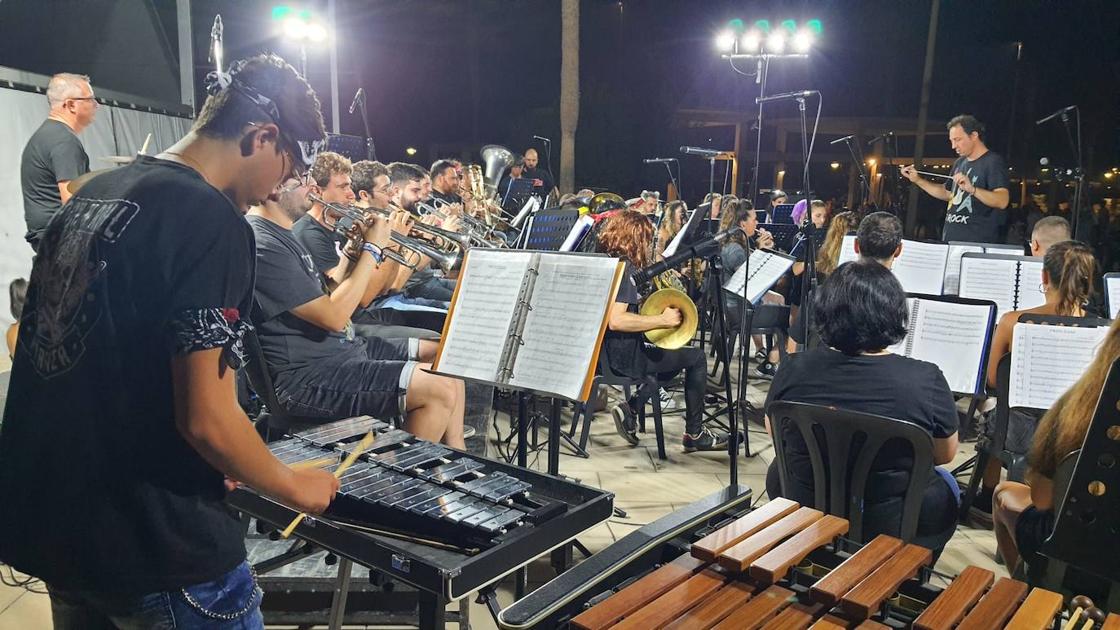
[351,160,388,196]
[814,260,908,355]
[597,209,654,269]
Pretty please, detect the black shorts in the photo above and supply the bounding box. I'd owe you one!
[275,339,416,421]
[1015,506,1055,563]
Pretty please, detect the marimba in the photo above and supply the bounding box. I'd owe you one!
[505,496,1119,629]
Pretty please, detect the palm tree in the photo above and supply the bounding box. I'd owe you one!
[559,0,579,195]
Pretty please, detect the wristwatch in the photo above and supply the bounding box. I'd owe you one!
[361,242,384,264]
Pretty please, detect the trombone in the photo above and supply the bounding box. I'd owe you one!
[417,199,502,248]
[308,194,462,273]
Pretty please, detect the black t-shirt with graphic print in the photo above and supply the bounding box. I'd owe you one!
[292,213,344,275]
[941,151,1011,243]
[0,155,255,594]
[248,215,367,382]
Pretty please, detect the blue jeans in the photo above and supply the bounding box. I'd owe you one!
[48,561,263,629]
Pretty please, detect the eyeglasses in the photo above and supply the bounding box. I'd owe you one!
[68,96,97,105]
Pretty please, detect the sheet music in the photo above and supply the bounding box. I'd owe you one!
[891,240,949,294]
[908,299,994,394]
[837,234,858,266]
[944,244,984,295]
[959,256,1021,318]
[435,250,534,382]
[663,207,705,258]
[1107,275,1120,319]
[559,215,594,252]
[509,255,621,400]
[723,249,796,304]
[1009,323,1108,409]
[1016,259,1047,311]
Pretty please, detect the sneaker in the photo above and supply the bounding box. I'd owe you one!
[658,387,683,412]
[683,427,732,453]
[611,403,639,446]
[462,425,477,440]
[753,360,777,380]
[968,489,995,530]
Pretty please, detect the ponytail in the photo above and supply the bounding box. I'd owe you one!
[1043,240,1095,316]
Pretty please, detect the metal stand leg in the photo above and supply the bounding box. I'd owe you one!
[326,557,353,630]
[459,594,471,630]
[419,591,448,630]
[516,392,528,468]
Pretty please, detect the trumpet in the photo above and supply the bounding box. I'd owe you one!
[308,194,462,273]
[417,199,501,249]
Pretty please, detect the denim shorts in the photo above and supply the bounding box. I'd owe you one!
[48,561,263,629]
[276,339,417,420]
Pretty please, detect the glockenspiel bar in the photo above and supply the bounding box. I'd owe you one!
[809,535,903,607]
[912,565,994,630]
[718,507,825,573]
[692,497,800,563]
[292,415,387,445]
[837,543,931,621]
[1004,587,1065,630]
[956,577,1029,630]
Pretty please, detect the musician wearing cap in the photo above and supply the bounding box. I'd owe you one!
[19,72,97,251]
[597,209,735,454]
[901,114,1010,244]
[0,54,337,627]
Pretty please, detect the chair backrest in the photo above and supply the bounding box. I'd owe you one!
[241,325,301,435]
[768,401,936,543]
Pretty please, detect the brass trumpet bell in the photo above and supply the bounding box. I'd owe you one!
[587,192,626,215]
[640,288,698,350]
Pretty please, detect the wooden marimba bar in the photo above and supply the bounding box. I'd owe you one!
[570,497,1119,630]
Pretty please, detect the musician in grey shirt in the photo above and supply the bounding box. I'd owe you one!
[19,73,97,250]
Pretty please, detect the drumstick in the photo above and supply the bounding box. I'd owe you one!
[138,132,152,155]
[280,431,375,539]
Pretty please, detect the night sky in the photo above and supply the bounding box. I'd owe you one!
[68,1,1120,204]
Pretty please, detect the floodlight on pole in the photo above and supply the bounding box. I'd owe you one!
[766,31,786,54]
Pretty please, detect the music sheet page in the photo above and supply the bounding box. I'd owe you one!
[1107,276,1120,319]
[723,249,795,304]
[908,300,994,394]
[1009,323,1108,409]
[1015,259,1047,311]
[435,250,534,382]
[509,255,621,400]
[559,215,595,252]
[887,297,918,356]
[837,234,858,266]
[959,256,1020,318]
[891,240,949,295]
[944,244,984,295]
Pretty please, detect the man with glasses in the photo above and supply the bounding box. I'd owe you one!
[19,72,98,251]
[0,54,335,628]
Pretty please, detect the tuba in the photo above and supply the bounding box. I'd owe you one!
[480,144,514,196]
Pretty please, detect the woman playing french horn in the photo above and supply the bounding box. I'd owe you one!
[596,209,736,454]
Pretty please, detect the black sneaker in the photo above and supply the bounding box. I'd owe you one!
[611,403,639,446]
[683,427,732,453]
[754,360,777,380]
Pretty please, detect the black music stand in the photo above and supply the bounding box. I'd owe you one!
[770,203,796,224]
[325,133,368,163]
[520,207,581,251]
[501,177,535,212]
[758,222,801,252]
[1039,357,1120,609]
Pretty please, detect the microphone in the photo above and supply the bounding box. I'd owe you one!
[756,90,818,104]
[632,228,743,284]
[643,158,675,164]
[829,134,855,145]
[1036,105,1076,126]
[867,131,894,145]
[533,135,550,142]
[348,87,364,115]
[680,146,722,158]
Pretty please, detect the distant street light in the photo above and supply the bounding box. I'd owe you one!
[830,162,840,170]
[405,147,418,156]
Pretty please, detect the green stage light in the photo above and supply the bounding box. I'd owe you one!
[727,18,745,32]
[271,5,292,20]
[807,19,823,34]
[781,19,797,33]
[754,20,771,33]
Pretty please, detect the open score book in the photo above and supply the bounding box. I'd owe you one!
[432,249,624,402]
[887,295,997,395]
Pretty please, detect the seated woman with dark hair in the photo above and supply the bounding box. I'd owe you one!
[598,209,734,453]
[992,316,1120,573]
[765,260,960,553]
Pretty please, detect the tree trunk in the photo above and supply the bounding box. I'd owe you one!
[559,0,579,195]
[906,0,940,237]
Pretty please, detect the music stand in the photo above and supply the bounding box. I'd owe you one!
[758,223,801,252]
[502,178,535,212]
[663,203,709,258]
[324,133,368,163]
[770,203,796,224]
[520,207,581,251]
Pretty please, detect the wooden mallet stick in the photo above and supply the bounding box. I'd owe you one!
[280,431,375,539]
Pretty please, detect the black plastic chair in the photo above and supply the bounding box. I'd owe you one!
[767,401,936,543]
[569,350,667,460]
[241,326,342,441]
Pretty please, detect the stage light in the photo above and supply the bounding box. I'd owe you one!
[830,162,840,170]
[766,31,786,53]
[306,23,328,42]
[741,30,761,51]
[807,19,823,34]
[867,158,876,166]
[780,19,797,33]
[793,29,813,53]
[726,18,745,32]
[754,20,771,33]
[283,17,305,38]
[716,29,736,52]
[1105,172,1114,179]
[406,147,418,156]
[271,6,293,20]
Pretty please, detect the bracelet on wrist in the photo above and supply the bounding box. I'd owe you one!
[361,242,385,264]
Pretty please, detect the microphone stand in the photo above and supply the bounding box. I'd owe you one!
[795,95,817,351]
[355,91,377,161]
[1056,109,1086,240]
[840,136,871,211]
[703,249,743,483]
